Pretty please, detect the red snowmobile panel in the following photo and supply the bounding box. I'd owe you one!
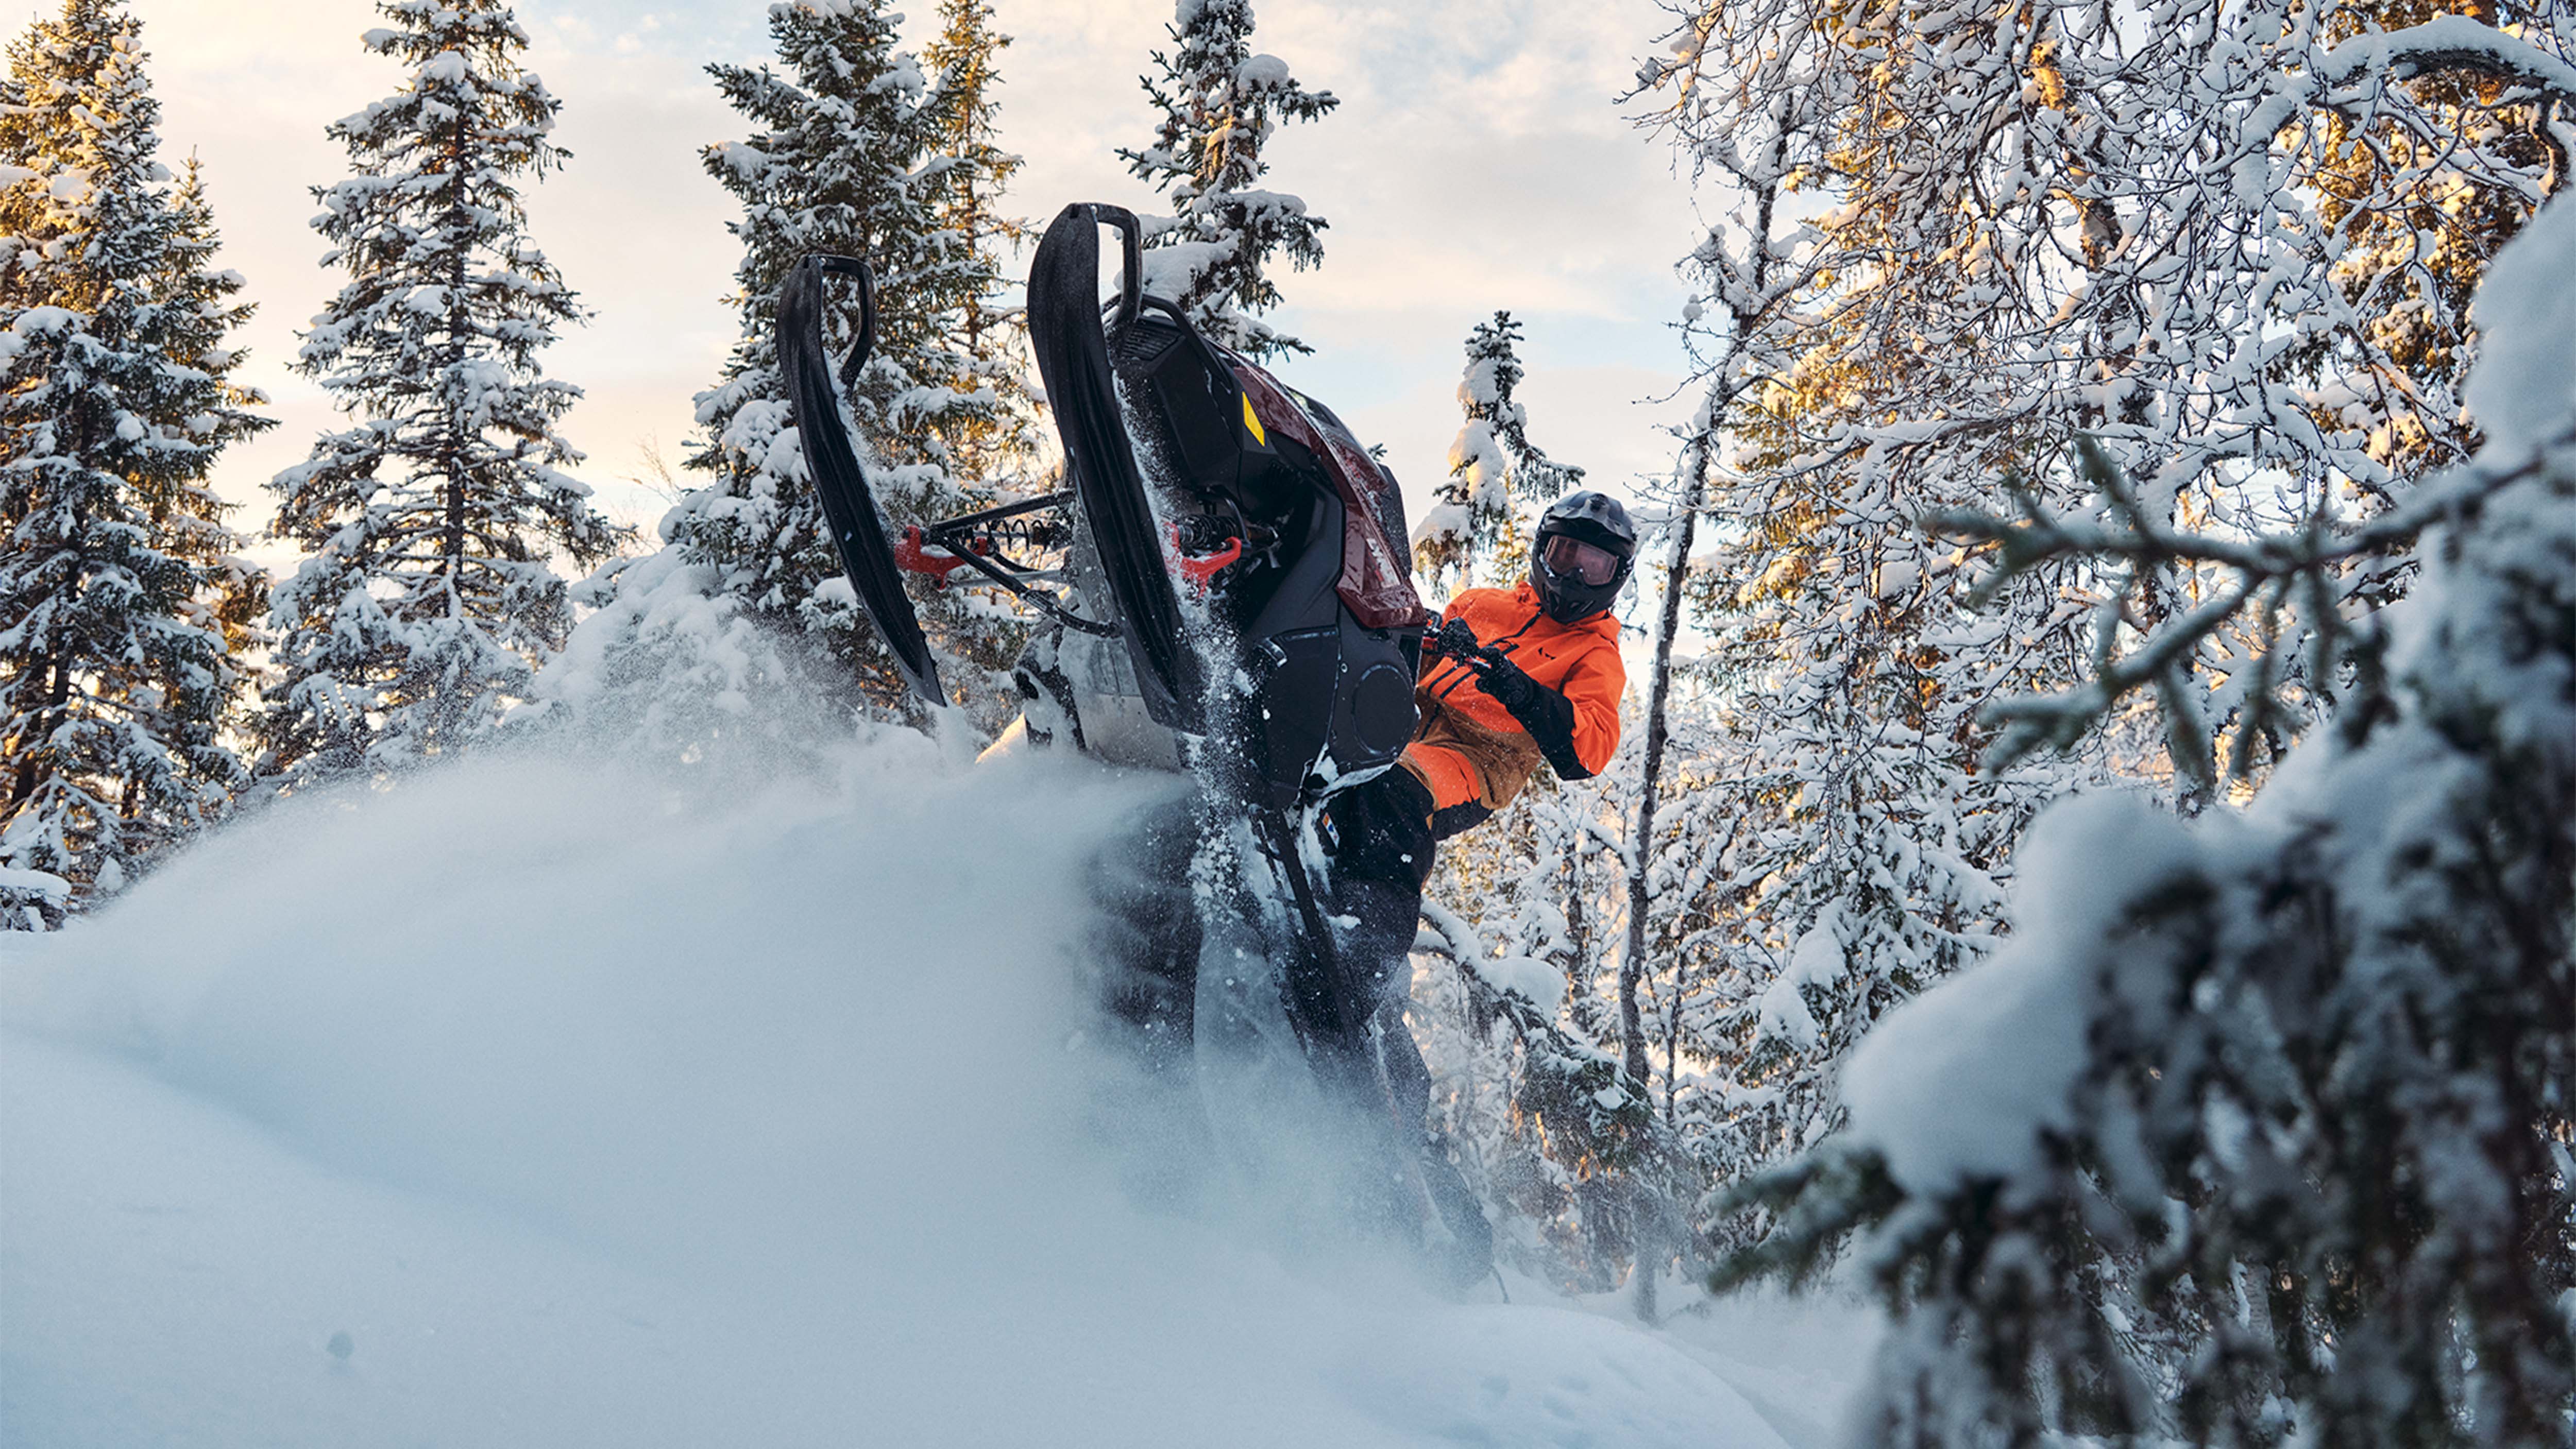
[1230,362,1433,632]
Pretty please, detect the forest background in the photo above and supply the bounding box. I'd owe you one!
[3,0,2568,1442]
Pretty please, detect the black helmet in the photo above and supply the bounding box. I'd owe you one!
[1529,491,1637,623]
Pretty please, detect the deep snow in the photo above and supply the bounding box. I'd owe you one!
[1,735,1862,1446]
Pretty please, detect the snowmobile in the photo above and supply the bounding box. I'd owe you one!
[776,205,1488,1284]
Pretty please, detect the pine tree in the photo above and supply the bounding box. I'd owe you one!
[561,0,1033,749]
[1119,0,1336,361]
[1412,312,1584,596]
[920,0,1041,493]
[261,0,615,786]
[0,0,269,922]
[161,157,269,676]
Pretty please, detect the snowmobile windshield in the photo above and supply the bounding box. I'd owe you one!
[1540,534,1621,587]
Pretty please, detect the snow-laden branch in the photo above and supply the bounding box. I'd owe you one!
[2316,14,2576,107]
[1931,429,2565,777]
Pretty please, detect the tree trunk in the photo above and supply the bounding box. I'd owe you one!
[1619,435,1706,1092]
[8,654,67,811]
[1616,428,1711,1328]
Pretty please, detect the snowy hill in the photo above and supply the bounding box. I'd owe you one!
[1,738,1859,1446]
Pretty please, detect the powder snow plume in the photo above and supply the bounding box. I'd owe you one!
[1,731,1802,1447]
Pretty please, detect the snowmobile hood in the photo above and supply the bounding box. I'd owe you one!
[1228,361,1430,632]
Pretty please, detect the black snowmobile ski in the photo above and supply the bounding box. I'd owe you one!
[1024,204,1206,734]
[778,253,1118,707]
[1023,203,1427,800]
[774,254,942,704]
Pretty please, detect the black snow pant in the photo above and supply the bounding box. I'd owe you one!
[1324,767,1495,1286]
[1319,766,1440,1134]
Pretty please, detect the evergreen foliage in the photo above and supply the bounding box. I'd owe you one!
[922,0,1031,433]
[1119,0,1335,361]
[1715,434,2576,1447]
[0,0,269,922]
[162,157,270,670]
[261,0,615,787]
[1412,312,1584,595]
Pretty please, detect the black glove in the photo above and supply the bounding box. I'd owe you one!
[1470,650,1539,711]
[1472,654,1590,780]
[1430,618,1481,659]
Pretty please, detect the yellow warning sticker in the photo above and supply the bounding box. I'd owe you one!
[1241,394,1267,446]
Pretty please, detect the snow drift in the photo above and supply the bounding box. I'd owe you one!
[2,732,1803,1447]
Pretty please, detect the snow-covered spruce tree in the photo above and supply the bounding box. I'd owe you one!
[558,0,1033,753]
[1710,204,2576,1447]
[1638,0,2128,1202]
[261,0,615,787]
[1411,312,1584,597]
[914,0,1043,501]
[1587,1,2026,1271]
[161,157,270,675]
[1118,0,1335,361]
[0,0,269,922]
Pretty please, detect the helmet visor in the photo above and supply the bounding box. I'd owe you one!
[1541,533,1622,587]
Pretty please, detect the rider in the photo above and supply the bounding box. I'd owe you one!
[1320,490,1637,1240]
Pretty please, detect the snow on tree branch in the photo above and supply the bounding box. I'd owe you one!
[2315,13,2576,107]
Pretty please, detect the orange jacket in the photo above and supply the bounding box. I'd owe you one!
[1399,583,1625,815]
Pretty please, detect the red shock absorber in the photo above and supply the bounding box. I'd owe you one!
[893,526,989,588]
[1165,523,1243,589]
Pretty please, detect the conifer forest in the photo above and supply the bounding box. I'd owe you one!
[2,0,2569,1444]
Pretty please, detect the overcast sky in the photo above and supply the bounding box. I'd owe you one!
[19,0,1711,553]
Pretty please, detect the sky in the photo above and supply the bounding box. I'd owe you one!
[15,0,1714,557]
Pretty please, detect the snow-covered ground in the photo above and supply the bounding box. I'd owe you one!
[2,737,1870,1446]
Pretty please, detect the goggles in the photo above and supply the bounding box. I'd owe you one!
[1540,533,1623,587]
